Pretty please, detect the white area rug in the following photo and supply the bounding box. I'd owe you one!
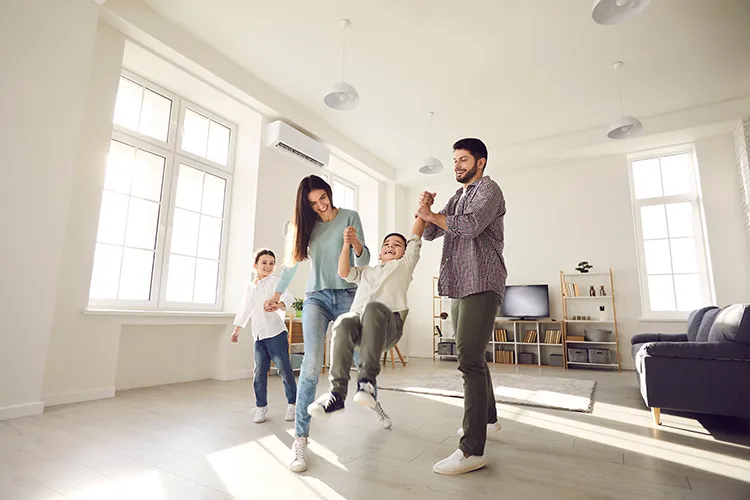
[379,372,596,413]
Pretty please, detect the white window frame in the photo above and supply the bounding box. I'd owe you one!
[321,171,359,211]
[627,144,716,320]
[88,70,235,312]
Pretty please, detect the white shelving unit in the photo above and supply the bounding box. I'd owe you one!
[560,268,622,371]
[491,318,565,368]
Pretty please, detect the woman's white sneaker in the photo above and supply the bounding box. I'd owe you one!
[285,403,296,422]
[290,437,308,473]
[457,420,502,437]
[253,406,268,423]
[433,449,488,475]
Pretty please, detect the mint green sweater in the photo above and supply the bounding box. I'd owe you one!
[275,208,371,294]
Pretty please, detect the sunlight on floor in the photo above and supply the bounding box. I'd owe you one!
[67,470,165,500]
[414,393,750,484]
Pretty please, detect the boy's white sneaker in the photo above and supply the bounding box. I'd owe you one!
[370,402,392,429]
[457,420,502,437]
[285,403,296,422]
[433,449,488,475]
[354,381,392,429]
[290,437,308,473]
[253,406,268,423]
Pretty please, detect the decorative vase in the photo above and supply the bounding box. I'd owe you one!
[589,286,596,297]
[295,309,302,318]
[599,308,607,322]
[599,286,607,296]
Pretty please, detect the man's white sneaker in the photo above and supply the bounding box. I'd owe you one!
[353,380,377,408]
[285,403,296,422]
[290,437,308,473]
[253,406,268,423]
[457,420,502,437]
[433,449,488,475]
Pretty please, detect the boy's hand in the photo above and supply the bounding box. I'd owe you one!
[343,226,359,246]
[230,327,240,343]
[415,204,433,221]
[264,300,279,312]
[419,191,436,207]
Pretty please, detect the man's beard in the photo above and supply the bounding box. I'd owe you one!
[456,164,479,184]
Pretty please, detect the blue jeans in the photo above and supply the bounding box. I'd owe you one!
[254,332,297,407]
[296,288,356,437]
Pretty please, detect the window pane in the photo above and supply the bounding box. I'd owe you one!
[165,255,195,302]
[138,89,172,143]
[670,237,699,274]
[124,198,159,250]
[202,174,226,217]
[666,202,694,238]
[97,191,128,245]
[182,109,209,157]
[660,153,693,196]
[194,259,219,304]
[118,248,154,300]
[648,275,676,311]
[643,239,672,275]
[344,186,355,210]
[104,140,135,195]
[640,205,668,240]
[131,149,165,201]
[632,158,663,199]
[674,274,702,311]
[207,121,230,166]
[113,77,142,131]
[175,164,203,212]
[170,208,199,256]
[333,181,345,208]
[197,215,222,260]
[89,243,122,299]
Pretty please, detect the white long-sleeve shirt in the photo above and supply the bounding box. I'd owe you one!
[233,275,295,341]
[345,235,421,316]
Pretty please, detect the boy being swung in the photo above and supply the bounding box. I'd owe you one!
[307,216,426,422]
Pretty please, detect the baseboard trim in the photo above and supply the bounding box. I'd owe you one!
[0,401,44,421]
[218,370,252,381]
[43,388,115,407]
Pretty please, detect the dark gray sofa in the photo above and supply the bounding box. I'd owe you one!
[630,304,750,425]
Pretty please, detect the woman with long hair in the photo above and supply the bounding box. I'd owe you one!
[265,175,386,473]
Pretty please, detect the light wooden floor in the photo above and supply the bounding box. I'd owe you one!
[1,359,749,500]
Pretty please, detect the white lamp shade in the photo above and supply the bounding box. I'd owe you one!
[419,156,444,175]
[324,82,360,111]
[607,115,643,139]
[592,0,651,25]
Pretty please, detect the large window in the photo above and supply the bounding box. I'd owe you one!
[628,147,714,319]
[320,172,357,210]
[89,71,235,310]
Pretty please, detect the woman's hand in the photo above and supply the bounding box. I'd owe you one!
[343,226,359,246]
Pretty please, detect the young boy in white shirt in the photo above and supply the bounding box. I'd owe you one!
[307,217,425,421]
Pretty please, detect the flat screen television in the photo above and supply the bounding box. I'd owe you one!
[500,285,550,319]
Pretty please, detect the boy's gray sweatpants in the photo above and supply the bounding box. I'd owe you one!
[329,302,404,398]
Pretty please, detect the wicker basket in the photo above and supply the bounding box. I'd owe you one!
[567,347,588,363]
[588,348,611,364]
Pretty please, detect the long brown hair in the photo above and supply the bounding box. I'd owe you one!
[285,175,335,266]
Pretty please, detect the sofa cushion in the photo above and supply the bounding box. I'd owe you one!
[696,307,721,342]
[708,304,750,345]
[687,306,719,342]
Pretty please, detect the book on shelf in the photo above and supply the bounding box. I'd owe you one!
[494,328,509,342]
[564,282,581,297]
[543,329,562,344]
[522,330,537,343]
[567,335,585,342]
[495,349,515,364]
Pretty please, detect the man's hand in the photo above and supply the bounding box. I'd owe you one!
[419,191,436,207]
[415,204,433,222]
[343,226,359,247]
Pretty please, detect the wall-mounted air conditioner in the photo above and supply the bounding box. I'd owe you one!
[265,120,329,168]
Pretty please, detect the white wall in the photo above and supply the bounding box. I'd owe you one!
[0,0,101,419]
[403,135,750,368]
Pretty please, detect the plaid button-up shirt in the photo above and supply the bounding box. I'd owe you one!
[424,176,507,300]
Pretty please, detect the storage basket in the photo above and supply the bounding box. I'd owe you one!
[567,347,588,363]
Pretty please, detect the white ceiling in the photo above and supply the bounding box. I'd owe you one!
[141,0,750,181]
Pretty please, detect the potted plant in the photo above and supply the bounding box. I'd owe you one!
[575,261,593,273]
[292,298,304,318]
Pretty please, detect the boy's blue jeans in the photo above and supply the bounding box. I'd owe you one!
[253,331,296,407]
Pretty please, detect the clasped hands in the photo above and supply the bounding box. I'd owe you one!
[415,191,437,220]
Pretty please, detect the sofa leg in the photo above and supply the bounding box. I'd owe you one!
[651,407,661,426]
